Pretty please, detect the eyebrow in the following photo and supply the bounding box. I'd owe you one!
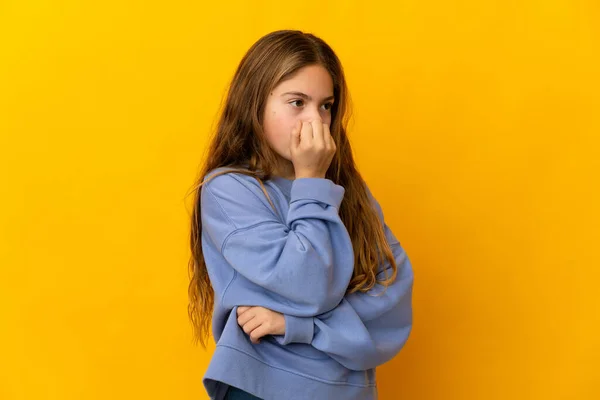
[281,91,335,102]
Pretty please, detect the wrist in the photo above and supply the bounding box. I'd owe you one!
[276,313,286,336]
[275,314,315,345]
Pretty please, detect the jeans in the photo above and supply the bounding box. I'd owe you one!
[224,385,262,400]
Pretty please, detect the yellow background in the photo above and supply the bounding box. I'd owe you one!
[1,1,598,399]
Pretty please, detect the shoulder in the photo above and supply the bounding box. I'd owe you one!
[202,167,249,195]
[201,167,278,223]
[202,167,266,199]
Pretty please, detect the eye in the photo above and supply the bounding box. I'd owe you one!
[289,99,304,107]
[321,102,333,111]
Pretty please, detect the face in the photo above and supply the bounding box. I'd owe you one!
[262,64,335,164]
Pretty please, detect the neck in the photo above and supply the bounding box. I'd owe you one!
[273,158,295,180]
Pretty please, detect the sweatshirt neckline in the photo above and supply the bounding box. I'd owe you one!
[270,175,293,195]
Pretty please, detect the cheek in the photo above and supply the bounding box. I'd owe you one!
[266,110,295,140]
[263,108,297,152]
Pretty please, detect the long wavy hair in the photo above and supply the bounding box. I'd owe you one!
[187,30,397,348]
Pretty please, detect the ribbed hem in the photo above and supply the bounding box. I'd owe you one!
[203,345,377,400]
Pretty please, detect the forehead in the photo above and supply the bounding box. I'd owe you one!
[274,65,334,95]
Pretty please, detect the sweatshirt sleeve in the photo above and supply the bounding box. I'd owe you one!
[200,172,355,315]
[271,189,414,371]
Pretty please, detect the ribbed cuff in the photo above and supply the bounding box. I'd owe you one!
[274,315,315,345]
[290,178,345,209]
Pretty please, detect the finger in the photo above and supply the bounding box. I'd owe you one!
[290,120,302,150]
[242,317,263,336]
[237,306,251,316]
[237,310,256,326]
[249,324,271,344]
[300,120,313,146]
[311,119,324,148]
[323,123,334,149]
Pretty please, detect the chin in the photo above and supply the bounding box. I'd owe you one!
[277,150,292,162]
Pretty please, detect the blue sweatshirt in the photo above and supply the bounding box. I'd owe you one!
[201,167,414,400]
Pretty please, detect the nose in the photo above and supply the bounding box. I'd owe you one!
[303,105,322,122]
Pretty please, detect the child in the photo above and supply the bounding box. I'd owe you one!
[188,30,414,400]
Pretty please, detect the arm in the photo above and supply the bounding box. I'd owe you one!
[272,191,414,371]
[201,171,355,315]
